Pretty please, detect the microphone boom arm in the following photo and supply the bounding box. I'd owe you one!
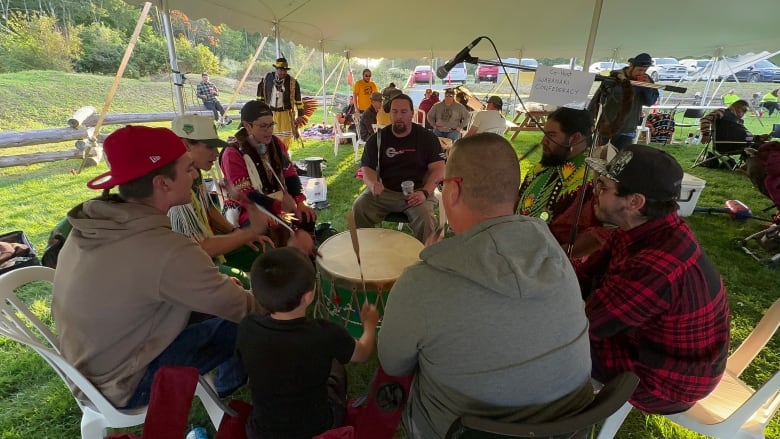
[471,58,687,94]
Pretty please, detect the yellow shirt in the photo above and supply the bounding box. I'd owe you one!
[353,79,378,111]
[376,109,392,126]
[722,93,740,105]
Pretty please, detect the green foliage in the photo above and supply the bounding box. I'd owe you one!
[0,12,79,73]
[130,26,170,77]
[74,23,125,75]
[175,38,224,76]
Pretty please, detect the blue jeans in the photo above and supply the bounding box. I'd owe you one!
[433,129,461,142]
[121,317,245,409]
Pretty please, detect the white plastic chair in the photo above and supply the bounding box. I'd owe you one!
[0,266,233,439]
[333,121,358,161]
[634,114,651,144]
[663,297,780,439]
[597,298,780,439]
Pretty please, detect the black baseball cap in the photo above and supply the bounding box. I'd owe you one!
[586,144,683,201]
[628,53,652,67]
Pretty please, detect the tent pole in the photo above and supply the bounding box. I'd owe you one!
[160,1,184,115]
[700,48,721,106]
[583,0,604,68]
[273,23,280,58]
[320,41,327,127]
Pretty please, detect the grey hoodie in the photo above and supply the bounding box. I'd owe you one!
[378,215,591,438]
[52,197,258,407]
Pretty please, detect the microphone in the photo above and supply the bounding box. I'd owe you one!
[436,37,483,79]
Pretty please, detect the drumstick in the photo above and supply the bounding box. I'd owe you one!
[346,210,370,303]
[220,180,295,235]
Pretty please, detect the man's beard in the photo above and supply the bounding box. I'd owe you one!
[392,121,407,134]
[540,152,568,167]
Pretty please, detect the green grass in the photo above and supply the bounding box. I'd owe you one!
[1,70,779,438]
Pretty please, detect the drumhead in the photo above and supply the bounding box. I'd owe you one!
[317,229,423,284]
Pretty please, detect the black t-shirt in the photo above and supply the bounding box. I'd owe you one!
[360,124,445,192]
[237,315,355,439]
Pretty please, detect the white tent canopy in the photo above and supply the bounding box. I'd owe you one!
[126,0,777,61]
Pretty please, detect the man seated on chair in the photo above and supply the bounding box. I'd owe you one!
[358,92,383,142]
[337,96,357,134]
[700,99,753,154]
[353,93,445,243]
[518,107,609,258]
[168,114,272,286]
[577,144,730,415]
[427,88,470,141]
[463,96,506,137]
[379,133,592,439]
[52,125,312,409]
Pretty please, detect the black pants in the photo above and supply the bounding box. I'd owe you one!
[762,101,779,116]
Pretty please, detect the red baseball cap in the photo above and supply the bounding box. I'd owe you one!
[87,125,188,190]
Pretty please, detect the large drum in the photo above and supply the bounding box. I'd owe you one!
[314,229,423,337]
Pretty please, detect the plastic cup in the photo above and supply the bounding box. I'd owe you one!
[401,180,414,196]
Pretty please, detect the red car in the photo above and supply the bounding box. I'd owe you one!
[413,65,433,84]
[475,64,498,83]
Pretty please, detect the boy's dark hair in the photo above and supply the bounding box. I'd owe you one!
[249,247,315,313]
[117,160,178,200]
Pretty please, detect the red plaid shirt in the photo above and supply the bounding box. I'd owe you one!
[575,213,730,414]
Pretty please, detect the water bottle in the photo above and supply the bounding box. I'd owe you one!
[186,425,208,439]
[692,134,700,145]
[685,133,694,144]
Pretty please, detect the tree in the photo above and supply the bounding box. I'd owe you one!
[175,37,223,76]
[131,25,169,77]
[75,22,124,74]
[0,11,79,73]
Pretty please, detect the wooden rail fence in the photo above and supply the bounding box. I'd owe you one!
[0,102,248,169]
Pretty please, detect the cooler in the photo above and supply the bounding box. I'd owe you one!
[678,173,706,217]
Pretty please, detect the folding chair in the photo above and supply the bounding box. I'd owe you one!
[0,266,234,439]
[598,299,780,439]
[663,298,780,438]
[674,108,705,141]
[692,121,749,170]
[445,372,639,439]
[333,121,359,161]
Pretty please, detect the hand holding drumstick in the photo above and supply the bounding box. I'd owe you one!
[350,301,379,363]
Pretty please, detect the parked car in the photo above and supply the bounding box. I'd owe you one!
[680,58,712,75]
[476,58,537,82]
[588,61,627,74]
[475,63,498,83]
[646,57,687,81]
[442,61,467,84]
[726,59,780,83]
[413,65,433,84]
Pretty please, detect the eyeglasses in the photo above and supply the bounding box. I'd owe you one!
[445,93,455,97]
[251,121,276,130]
[436,176,463,191]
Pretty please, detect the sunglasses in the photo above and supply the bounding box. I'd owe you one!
[436,176,463,191]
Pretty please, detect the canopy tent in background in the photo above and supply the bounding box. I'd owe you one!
[686,51,780,106]
[125,0,777,61]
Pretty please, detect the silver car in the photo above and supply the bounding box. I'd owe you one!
[647,58,688,81]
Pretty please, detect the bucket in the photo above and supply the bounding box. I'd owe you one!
[304,157,325,178]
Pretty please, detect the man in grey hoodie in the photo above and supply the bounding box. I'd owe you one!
[378,133,592,438]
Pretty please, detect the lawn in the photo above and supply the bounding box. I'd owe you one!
[1,71,778,438]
